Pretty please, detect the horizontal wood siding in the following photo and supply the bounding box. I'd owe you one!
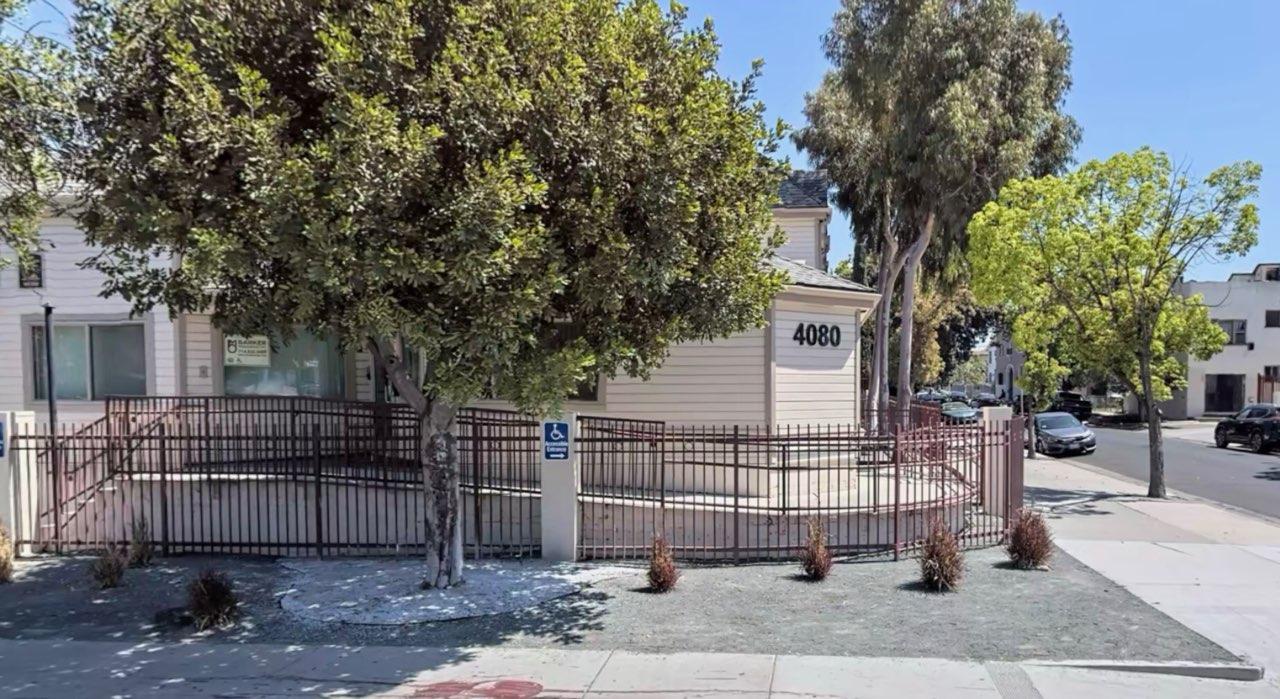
[773,299,860,425]
[0,220,178,418]
[183,314,216,396]
[774,214,819,267]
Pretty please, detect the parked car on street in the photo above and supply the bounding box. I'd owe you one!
[969,392,1003,408]
[1214,404,1280,453]
[1033,411,1097,456]
[941,401,979,424]
[914,388,949,403]
[1048,391,1093,420]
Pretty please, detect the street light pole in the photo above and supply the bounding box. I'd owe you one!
[42,304,57,428]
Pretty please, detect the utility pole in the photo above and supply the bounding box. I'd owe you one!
[42,304,57,427]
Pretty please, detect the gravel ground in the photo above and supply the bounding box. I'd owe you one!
[0,547,1237,663]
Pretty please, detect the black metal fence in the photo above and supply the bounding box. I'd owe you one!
[10,397,540,558]
[576,414,1024,562]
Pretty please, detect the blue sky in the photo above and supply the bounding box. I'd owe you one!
[683,0,1279,282]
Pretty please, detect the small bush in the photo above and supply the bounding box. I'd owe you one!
[1006,508,1054,569]
[800,518,833,581]
[647,536,679,593]
[189,569,238,631]
[89,546,128,589]
[919,518,963,592]
[128,517,154,568]
[0,524,13,583]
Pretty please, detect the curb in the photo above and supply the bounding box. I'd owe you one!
[1025,659,1265,682]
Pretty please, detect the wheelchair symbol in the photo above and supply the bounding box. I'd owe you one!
[549,424,565,441]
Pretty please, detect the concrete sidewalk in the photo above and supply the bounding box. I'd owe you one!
[1026,455,1280,691]
[0,638,1271,698]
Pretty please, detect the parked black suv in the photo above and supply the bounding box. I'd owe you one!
[1215,404,1280,453]
[1049,391,1093,421]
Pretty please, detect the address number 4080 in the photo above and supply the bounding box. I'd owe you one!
[792,323,841,347]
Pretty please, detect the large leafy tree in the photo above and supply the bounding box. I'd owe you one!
[1,0,76,265]
[968,148,1261,497]
[797,0,1078,420]
[74,0,786,586]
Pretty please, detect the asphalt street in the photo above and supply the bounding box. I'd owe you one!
[1063,424,1280,521]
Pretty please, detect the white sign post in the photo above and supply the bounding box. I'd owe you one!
[223,335,271,367]
[539,414,578,561]
[0,412,36,555]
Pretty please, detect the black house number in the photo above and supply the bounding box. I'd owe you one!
[792,323,841,347]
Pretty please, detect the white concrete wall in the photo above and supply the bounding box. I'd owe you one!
[0,220,178,421]
[772,298,860,425]
[1182,275,1280,416]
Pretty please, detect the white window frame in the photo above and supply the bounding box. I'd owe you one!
[22,313,155,406]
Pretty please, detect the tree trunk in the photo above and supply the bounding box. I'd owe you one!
[420,400,464,588]
[1139,353,1167,498]
[366,337,466,587]
[894,213,934,415]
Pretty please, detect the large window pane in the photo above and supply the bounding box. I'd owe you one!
[32,326,90,400]
[91,325,147,398]
[225,329,345,398]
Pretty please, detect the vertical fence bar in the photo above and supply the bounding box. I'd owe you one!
[312,425,324,559]
[159,423,170,556]
[892,430,901,561]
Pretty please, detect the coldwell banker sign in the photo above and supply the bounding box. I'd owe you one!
[224,335,271,367]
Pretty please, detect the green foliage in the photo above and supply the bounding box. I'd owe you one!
[950,352,988,387]
[0,0,76,266]
[968,148,1261,404]
[797,0,1080,261]
[73,0,787,415]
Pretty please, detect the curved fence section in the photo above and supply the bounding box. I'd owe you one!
[577,415,1023,562]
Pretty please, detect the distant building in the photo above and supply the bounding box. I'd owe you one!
[1168,263,1280,417]
[990,331,1026,403]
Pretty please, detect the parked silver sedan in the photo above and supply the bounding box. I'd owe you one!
[1034,411,1097,456]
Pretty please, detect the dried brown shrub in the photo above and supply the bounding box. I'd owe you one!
[129,517,154,568]
[0,525,13,583]
[800,518,833,581]
[919,517,963,592]
[189,569,239,631]
[89,546,127,589]
[647,536,679,593]
[1006,508,1054,569]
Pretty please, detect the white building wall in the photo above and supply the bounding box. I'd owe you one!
[0,220,178,420]
[1181,271,1280,416]
[772,298,860,425]
[774,210,829,270]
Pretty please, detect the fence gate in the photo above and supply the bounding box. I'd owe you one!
[9,398,541,559]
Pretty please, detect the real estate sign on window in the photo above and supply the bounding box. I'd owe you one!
[224,335,270,367]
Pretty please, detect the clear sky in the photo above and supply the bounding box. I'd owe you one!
[683,0,1279,282]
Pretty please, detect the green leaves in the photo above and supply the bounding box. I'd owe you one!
[75,0,786,414]
[968,148,1262,403]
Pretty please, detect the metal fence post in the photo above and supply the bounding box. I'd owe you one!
[312,424,324,559]
[159,423,170,557]
[892,431,901,561]
[733,425,740,563]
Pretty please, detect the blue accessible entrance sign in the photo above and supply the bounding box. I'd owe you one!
[542,420,571,461]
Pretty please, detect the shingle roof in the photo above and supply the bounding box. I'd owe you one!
[770,256,873,293]
[777,170,829,208]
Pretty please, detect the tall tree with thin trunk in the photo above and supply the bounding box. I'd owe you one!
[796,0,1079,417]
[968,148,1261,497]
[72,0,786,587]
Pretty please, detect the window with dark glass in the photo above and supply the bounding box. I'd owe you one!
[224,328,345,398]
[1216,319,1247,345]
[18,254,43,288]
[32,323,146,400]
[1266,310,1280,328]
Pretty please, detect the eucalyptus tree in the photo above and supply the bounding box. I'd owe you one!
[969,148,1261,497]
[797,0,1078,414]
[73,0,786,587]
